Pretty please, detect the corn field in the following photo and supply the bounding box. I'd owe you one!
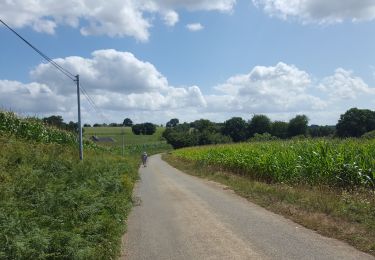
[172,139,375,189]
[0,111,76,145]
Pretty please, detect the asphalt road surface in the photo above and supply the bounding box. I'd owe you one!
[121,154,374,260]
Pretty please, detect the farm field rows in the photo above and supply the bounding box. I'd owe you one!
[172,139,375,189]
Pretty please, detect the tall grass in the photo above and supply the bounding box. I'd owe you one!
[0,136,138,259]
[0,111,138,258]
[172,139,375,189]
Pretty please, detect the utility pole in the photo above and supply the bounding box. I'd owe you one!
[121,127,125,157]
[76,75,83,160]
[1,19,86,161]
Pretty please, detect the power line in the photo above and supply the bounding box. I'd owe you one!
[79,85,111,123]
[0,19,76,81]
[0,18,86,159]
[0,18,109,124]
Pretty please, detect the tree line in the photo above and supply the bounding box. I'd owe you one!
[162,108,375,149]
[42,115,79,133]
[42,107,375,147]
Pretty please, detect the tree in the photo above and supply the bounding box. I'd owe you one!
[123,118,133,127]
[336,108,375,137]
[84,123,91,127]
[191,119,217,133]
[162,123,199,148]
[163,121,231,148]
[248,114,271,137]
[288,115,309,137]
[308,125,335,138]
[43,115,64,128]
[198,131,231,145]
[249,133,278,142]
[132,124,142,135]
[166,118,179,128]
[271,121,288,139]
[222,117,248,142]
[132,123,156,135]
[143,122,156,135]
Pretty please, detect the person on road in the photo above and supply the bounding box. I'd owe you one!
[141,152,148,167]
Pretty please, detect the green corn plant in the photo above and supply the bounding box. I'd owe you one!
[172,138,375,189]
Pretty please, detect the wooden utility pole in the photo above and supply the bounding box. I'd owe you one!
[76,75,83,160]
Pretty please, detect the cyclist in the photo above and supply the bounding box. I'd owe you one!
[141,152,148,167]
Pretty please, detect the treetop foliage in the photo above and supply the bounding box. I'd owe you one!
[132,122,156,135]
[123,118,133,127]
[166,118,179,128]
[336,108,375,137]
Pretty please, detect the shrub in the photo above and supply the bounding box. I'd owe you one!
[248,133,278,142]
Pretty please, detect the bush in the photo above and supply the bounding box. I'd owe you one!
[131,123,156,135]
[362,130,375,139]
[248,133,278,142]
[163,123,231,149]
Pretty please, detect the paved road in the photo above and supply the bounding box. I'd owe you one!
[121,154,374,260]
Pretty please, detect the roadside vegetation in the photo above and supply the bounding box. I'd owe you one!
[0,111,140,258]
[164,138,375,255]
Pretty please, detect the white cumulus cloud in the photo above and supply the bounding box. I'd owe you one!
[4,49,206,118]
[203,62,375,124]
[0,0,236,41]
[1,56,375,125]
[186,23,204,31]
[30,49,171,95]
[0,80,70,113]
[318,68,375,100]
[157,0,235,12]
[212,62,325,113]
[253,0,375,24]
[162,10,179,26]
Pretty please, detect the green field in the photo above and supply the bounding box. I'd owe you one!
[84,126,171,156]
[172,139,375,189]
[84,126,164,145]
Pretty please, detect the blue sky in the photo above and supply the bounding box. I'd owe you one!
[1,0,375,125]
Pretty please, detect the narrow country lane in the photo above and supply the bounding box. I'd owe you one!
[121,154,374,260]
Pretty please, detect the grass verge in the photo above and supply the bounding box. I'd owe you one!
[0,136,138,259]
[163,154,375,256]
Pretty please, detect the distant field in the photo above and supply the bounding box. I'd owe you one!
[84,126,171,155]
[84,126,164,145]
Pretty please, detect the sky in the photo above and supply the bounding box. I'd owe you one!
[1,0,375,125]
